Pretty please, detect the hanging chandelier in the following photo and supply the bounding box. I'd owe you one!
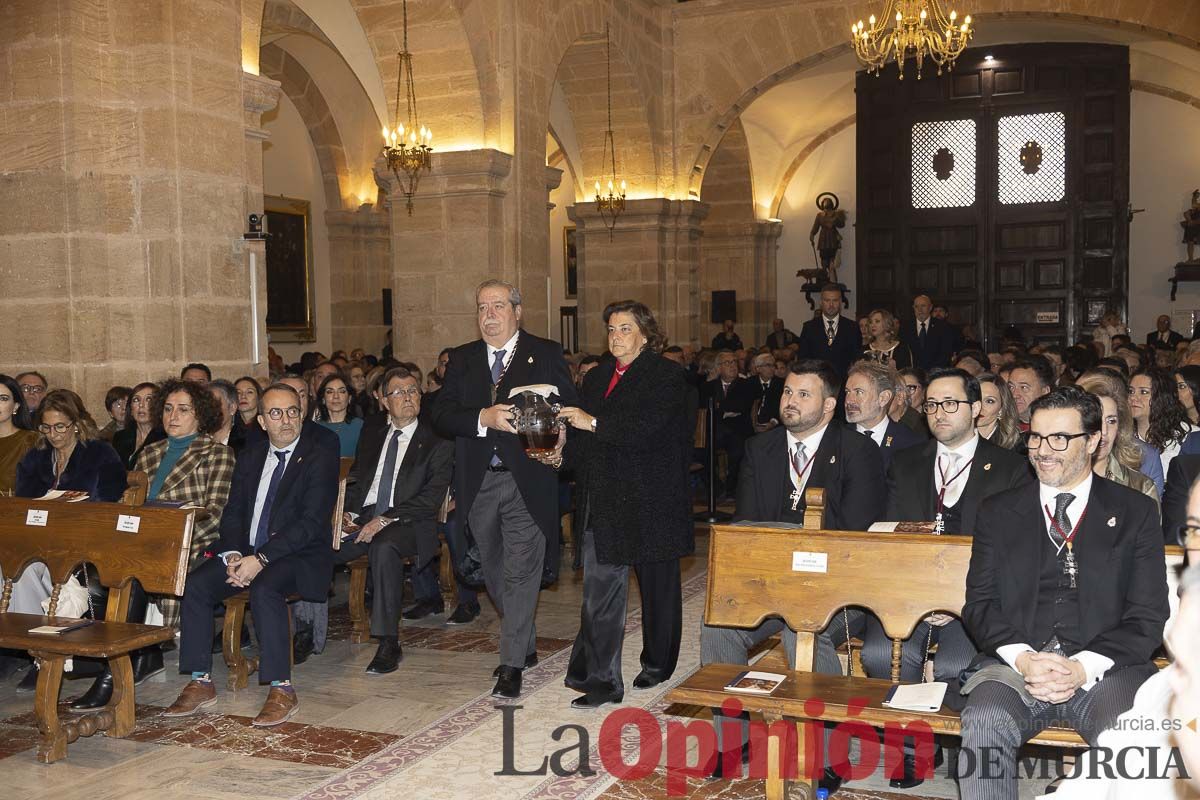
[852,0,974,80]
[594,23,625,239]
[381,0,432,215]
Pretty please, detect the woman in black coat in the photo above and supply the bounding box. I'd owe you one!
[550,300,693,709]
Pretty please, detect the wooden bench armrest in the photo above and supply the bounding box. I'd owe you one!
[0,613,174,657]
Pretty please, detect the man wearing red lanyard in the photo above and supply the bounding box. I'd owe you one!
[957,386,1168,800]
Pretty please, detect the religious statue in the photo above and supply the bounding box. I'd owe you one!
[809,192,847,284]
[1183,189,1200,264]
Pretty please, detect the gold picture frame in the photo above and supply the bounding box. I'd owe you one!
[563,225,578,300]
[264,194,316,342]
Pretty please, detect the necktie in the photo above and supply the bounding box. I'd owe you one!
[791,442,807,488]
[253,450,288,549]
[374,429,403,517]
[826,320,835,344]
[490,349,507,467]
[1050,492,1074,548]
[940,452,963,507]
[918,321,928,350]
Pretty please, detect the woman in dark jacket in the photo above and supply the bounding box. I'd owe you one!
[551,300,693,709]
[112,382,165,469]
[16,389,127,501]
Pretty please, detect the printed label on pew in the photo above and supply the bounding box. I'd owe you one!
[116,514,141,534]
[26,509,48,527]
[791,551,827,573]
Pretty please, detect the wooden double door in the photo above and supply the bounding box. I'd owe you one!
[855,43,1129,350]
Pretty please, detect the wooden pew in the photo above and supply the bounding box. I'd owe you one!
[666,496,1184,800]
[0,497,196,763]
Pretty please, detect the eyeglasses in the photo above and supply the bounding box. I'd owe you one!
[921,399,968,414]
[37,423,72,434]
[1022,431,1091,451]
[385,387,421,399]
[20,385,45,395]
[263,407,302,420]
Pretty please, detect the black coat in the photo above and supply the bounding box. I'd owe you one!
[431,330,578,584]
[345,420,454,568]
[700,376,756,437]
[112,426,166,470]
[15,440,128,502]
[736,421,885,530]
[215,425,340,601]
[563,351,693,565]
[750,376,784,426]
[964,477,1168,669]
[1146,330,1184,351]
[886,435,1033,534]
[868,418,928,472]
[797,315,862,378]
[1162,453,1200,545]
[899,317,959,371]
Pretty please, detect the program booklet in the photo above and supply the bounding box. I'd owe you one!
[38,490,89,502]
[882,681,948,712]
[724,670,787,695]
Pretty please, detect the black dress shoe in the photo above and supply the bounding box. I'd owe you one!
[293,629,315,665]
[888,747,945,789]
[632,671,663,690]
[365,638,403,675]
[446,602,481,625]
[402,599,444,621]
[16,666,39,693]
[708,742,751,781]
[492,666,522,699]
[570,691,622,710]
[819,766,844,794]
[133,647,165,685]
[493,652,537,677]
[70,671,114,711]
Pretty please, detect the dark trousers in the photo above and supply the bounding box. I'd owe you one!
[179,557,299,684]
[712,425,746,493]
[335,525,420,638]
[566,529,683,695]
[860,616,978,683]
[411,517,477,607]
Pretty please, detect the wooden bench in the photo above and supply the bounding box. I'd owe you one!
[666,495,1184,800]
[0,497,196,763]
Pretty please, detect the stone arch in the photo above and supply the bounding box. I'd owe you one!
[547,124,583,199]
[260,42,351,210]
[769,114,857,219]
[683,6,1200,200]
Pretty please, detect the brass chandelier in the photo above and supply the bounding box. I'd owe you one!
[381,0,432,215]
[594,23,625,239]
[852,0,974,80]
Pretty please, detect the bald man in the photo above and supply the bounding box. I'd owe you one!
[900,294,959,371]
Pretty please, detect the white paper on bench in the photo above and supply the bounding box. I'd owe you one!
[792,551,827,572]
[868,521,899,532]
[25,509,47,526]
[883,681,948,712]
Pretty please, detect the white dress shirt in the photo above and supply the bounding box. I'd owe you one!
[363,418,420,510]
[822,315,839,340]
[223,435,299,561]
[996,472,1113,690]
[476,329,520,437]
[934,432,980,509]
[857,415,890,448]
[787,424,828,493]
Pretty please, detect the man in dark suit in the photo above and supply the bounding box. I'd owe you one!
[335,367,453,675]
[957,387,1168,800]
[900,294,958,371]
[844,361,926,471]
[749,351,784,430]
[1147,314,1185,352]
[702,359,885,788]
[1162,453,1200,544]
[797,284,861,378]
[711,319,743,351]
[860,368,1032,788]
[432,279,577,699]
[764,318,798,351]
[163,383,339,727]
[700,350,755,494]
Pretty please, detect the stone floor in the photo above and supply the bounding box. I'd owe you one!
[0,519,1051,800]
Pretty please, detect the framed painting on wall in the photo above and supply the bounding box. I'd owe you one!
[264,194,316,343]
[564,226,578,300]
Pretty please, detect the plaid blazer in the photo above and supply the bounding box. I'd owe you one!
[135,434,236,563]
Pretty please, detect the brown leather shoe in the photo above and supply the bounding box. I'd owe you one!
[162,680,217,717]
[251,686,299,727]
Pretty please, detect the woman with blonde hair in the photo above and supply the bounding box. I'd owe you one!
[861,308,913,369]
[975,373,1022,450]
[1075,369,1158,503]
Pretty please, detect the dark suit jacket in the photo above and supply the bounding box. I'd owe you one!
[112,426,166,470]
[711,331,743,351]
[797,315,862,378]
[563,352,693,565]
[431,330,577,584]
[15,440,128,502]
[963,477,1168,669]
[750,376,784,426]
[736,421,885,530]
[214,426,340,601]
[765,329,798,351]
[345,419,453,567]
[1162,453,1200,545]
[701,376,756,437]
[870,418,927,471]
[1146,330,1184,351]
[886,436,1032,535]
[900,317,959,371]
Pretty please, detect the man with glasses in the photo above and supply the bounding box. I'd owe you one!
[860,368,1031,788]
[333,367,453,674]
[750,351,783,431]
[16,371,47,413]
[165,383,339,726]
[956,386,1168,800]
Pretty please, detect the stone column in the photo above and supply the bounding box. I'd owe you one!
[700,219,782,348]
[326,205,391,355]
[380,148,512,370]
[241,70,281,373]
[568,199,709,353]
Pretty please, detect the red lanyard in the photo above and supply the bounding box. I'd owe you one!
[935,454,974,515]
[790,447,817,488]
[1043,502,1088,551]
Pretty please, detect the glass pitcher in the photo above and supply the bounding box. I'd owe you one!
[514,390,562,457]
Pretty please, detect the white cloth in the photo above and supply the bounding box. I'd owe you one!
[363,418,419,509]
[475,329,520,437]
[787,424,827,493]
[935,433,980,509]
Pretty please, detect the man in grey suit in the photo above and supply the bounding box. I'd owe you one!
[432,280,577,699]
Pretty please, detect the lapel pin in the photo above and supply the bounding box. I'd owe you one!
[983,463,992,471]
[528,356,534,364]
[1107,516,1116,527]
[829,455,836,464]
[884,435,893,447]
